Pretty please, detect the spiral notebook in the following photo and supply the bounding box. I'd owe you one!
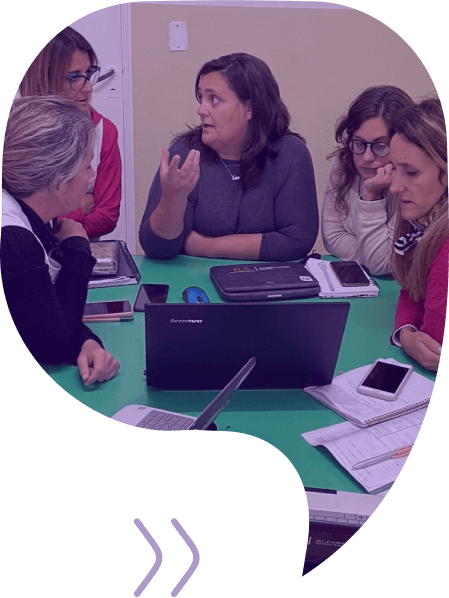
[304,359,433,427]
[89,240,141,289]
[305,259,379,298]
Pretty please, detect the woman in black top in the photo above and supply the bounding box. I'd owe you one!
[1,96,120,385]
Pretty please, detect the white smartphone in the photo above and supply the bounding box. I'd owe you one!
[357,359,414,401]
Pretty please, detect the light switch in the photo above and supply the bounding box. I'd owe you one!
[169,21,188,51]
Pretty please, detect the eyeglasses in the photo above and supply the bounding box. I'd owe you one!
[65,66,101,91]
[348,139,390,158]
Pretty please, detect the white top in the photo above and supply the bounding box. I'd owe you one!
[321,158,397,276]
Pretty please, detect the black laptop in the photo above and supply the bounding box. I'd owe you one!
[144,302,350,389]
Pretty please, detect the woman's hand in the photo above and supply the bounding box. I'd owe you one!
[399,327,441,371]
[81,193,95,215]
[160,148,200,201]
[54,218,89,242]
[77,339,120,386]
[149,148,201,240]
[361,163,394,200]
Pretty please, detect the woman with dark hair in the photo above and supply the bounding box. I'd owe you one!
[389,97,448,372]
[20,26,122,240]
[322,86,414,275]
[140,53,318,261]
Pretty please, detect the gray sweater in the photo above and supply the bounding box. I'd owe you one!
[139,135,318,261]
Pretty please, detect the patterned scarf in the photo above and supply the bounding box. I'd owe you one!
[394,220,428,255]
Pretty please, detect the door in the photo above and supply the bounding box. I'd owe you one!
[71,4,135,251]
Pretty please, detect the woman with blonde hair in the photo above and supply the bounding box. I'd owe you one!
[20,26,121,240]
[2,96,120,384]
[389,97,448,371]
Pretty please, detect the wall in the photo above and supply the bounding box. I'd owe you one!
[131,2,435,254]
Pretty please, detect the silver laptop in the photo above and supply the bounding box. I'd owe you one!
[304,487,384,573]
[111,357,256,430]
[144,302,350,389]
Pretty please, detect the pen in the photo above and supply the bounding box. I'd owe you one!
[353,445,413,470]
[83,317,134,322]
[319,262,335,292]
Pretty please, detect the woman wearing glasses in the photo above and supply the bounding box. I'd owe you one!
[20,27,121,240]
[322,86,414,275]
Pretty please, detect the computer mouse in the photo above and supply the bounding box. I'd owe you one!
[182,286,210,303]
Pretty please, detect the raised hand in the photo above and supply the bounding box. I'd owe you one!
[160,148,200,201]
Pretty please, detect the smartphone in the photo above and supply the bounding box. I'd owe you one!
[330,260,371,287]
[357,359,414,401]
[83,300,133,321]
[133,283,169,312]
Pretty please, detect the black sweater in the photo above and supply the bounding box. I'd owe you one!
[1,199,102,365]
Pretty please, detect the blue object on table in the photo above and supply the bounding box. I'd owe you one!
[182,286,210,303]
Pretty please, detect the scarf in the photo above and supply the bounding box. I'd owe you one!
[394,220,428,255]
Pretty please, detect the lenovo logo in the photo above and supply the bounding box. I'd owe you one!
[170,318,203,324]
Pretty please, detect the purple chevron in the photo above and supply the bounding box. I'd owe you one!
[134,519,163,597]
[171,519,200,596]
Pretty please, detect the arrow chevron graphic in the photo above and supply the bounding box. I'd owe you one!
[133,518,199,596]
[133,519,163,597]
[170,518,200,597]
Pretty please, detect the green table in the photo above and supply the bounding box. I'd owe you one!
[44,255,435,493]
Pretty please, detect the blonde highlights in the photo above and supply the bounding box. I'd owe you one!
[2,96,93,200]
[390,98,448,301]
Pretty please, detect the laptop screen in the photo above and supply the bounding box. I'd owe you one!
[144,302,350,390]
[189,357,257,430]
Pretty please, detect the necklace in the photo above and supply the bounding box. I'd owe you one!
[220,158,240,181]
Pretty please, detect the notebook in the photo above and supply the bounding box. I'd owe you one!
[305,259,379,298]
[210,261,320,301]
[144,302,350,389]
[89,240,141,289]
[111,357,256,429]
[304,359,433,427]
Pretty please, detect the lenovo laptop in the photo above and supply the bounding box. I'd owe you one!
[144,302,350,389]
[112,357,256,429]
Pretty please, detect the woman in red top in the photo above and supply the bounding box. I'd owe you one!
[389,98,448,371]
[20,26,121,240]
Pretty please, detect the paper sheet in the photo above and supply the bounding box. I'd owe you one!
[302,409,426,493]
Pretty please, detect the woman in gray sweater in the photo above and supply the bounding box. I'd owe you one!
[140,53,318,262]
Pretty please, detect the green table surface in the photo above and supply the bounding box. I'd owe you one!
[43,255,435,494]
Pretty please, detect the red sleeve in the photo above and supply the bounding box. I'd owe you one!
[394,239,449,345]
[394,288,424,332]
[60,115,122,239]
[421,240,449,345]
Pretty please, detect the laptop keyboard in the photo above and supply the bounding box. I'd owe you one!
[309,509,368,527]
[136,410,193,430]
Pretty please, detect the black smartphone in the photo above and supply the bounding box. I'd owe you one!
[134,283,169,312]
[329,261,371,287]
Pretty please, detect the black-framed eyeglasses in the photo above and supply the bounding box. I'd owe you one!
[66,66,101,91]
[348,139,390,158]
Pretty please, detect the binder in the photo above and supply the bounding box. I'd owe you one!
[88,240,141,289]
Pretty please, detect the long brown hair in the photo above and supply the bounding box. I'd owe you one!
[174,53,305,190]
[19,27,98,96]
[390,98,448,301]
[328,86,414,216]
